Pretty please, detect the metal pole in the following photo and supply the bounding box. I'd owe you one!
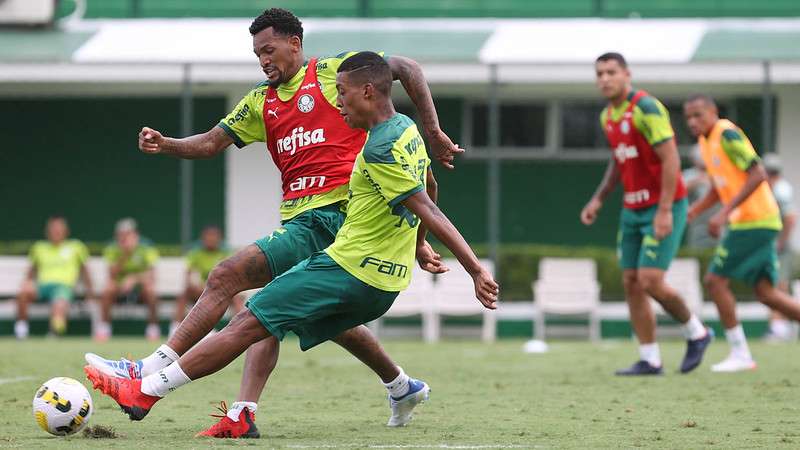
[487,65,501,273]
[358,0,370,17]
[761,60,773,153]
[180,63,194,248]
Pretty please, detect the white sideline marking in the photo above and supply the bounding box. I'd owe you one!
[0,376,35,386]
[287,445,534,449]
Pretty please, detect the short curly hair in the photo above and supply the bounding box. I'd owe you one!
[249,8,303,44]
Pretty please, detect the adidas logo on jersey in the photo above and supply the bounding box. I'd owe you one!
[276,127,326,156]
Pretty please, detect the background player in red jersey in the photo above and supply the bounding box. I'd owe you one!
[581,52,712,375]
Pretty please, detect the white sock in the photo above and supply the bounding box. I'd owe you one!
[383,367,410,399]
[226,401,258,422]
[638,343,661,367]
[141,361,191,397]
[95,321,111,336]
[681,314,707,340]
[769,319,792,339]
[14,320,28,339]
[140,345,180,377]
[724,325,752,360]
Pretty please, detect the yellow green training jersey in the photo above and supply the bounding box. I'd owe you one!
[326,113,430,292]
[28,240,89,287]
[600,89,674,147]
[186,247,231,282]
[103,243,159,280]
[218,52,385,221]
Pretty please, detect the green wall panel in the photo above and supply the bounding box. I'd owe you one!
[0,97,226,245]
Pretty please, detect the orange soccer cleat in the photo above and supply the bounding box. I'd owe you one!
[196,401,260,438]
[83,365,160,421]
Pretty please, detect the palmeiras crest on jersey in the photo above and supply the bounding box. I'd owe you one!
[297,94,315,113]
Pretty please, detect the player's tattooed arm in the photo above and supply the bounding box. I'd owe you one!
[138,125,233,159]
[388,56,464,170]
[403,189,499,309]
[416,168,438,245]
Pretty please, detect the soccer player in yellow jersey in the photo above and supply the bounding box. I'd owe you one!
[15,216,94,339]
[684,94,800,372]
[85,52,498,432]
[85,8,463,437]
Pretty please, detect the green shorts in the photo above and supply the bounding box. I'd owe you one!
[246,252,398,351]
[37,283,74,303]
[710,228,780,287]
[618,198,688,271]
[254,203,346,278]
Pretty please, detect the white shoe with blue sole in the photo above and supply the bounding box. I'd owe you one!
[387,379,430,427]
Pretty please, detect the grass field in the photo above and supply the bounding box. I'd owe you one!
[1,337,799,449]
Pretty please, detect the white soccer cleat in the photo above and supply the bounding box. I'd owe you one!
[84,353,143,379]
[711,354,757,373]
[387,379,430,427]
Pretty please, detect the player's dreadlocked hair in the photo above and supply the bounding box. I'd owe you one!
[249,8,303,44]
[596,52,627,68]
[338,52,393,96]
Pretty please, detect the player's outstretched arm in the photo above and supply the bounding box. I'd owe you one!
[402,190,498,309]
[581,158,620,225]
[138,125,234,160]
[388,56,464,170]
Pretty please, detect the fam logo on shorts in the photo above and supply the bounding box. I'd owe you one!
[297,94,315,113]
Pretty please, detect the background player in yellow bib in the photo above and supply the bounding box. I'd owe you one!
[684,94,800,372]
[15,216,94,339]
[85,51,498,431]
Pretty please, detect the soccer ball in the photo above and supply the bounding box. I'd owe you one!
[32,377,93,436]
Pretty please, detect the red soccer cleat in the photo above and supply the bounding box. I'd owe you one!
[196,401,260,438]
[83,365,160,421]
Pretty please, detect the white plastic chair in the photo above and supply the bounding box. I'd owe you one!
[533,258,601,341]
[428,258,496,342]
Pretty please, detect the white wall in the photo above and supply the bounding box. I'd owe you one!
[223,90,282,247]
[775,86,800,250]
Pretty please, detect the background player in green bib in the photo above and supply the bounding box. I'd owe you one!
[98,218,161,341]
[85,51,499,432]
[15,216,93,339]
[171,225,242,337]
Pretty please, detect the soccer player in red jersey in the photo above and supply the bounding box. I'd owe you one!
[85,8,461,437]
[581,53,712,375]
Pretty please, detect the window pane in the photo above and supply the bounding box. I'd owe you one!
[471,104,547,147]
[560,102,607,149]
